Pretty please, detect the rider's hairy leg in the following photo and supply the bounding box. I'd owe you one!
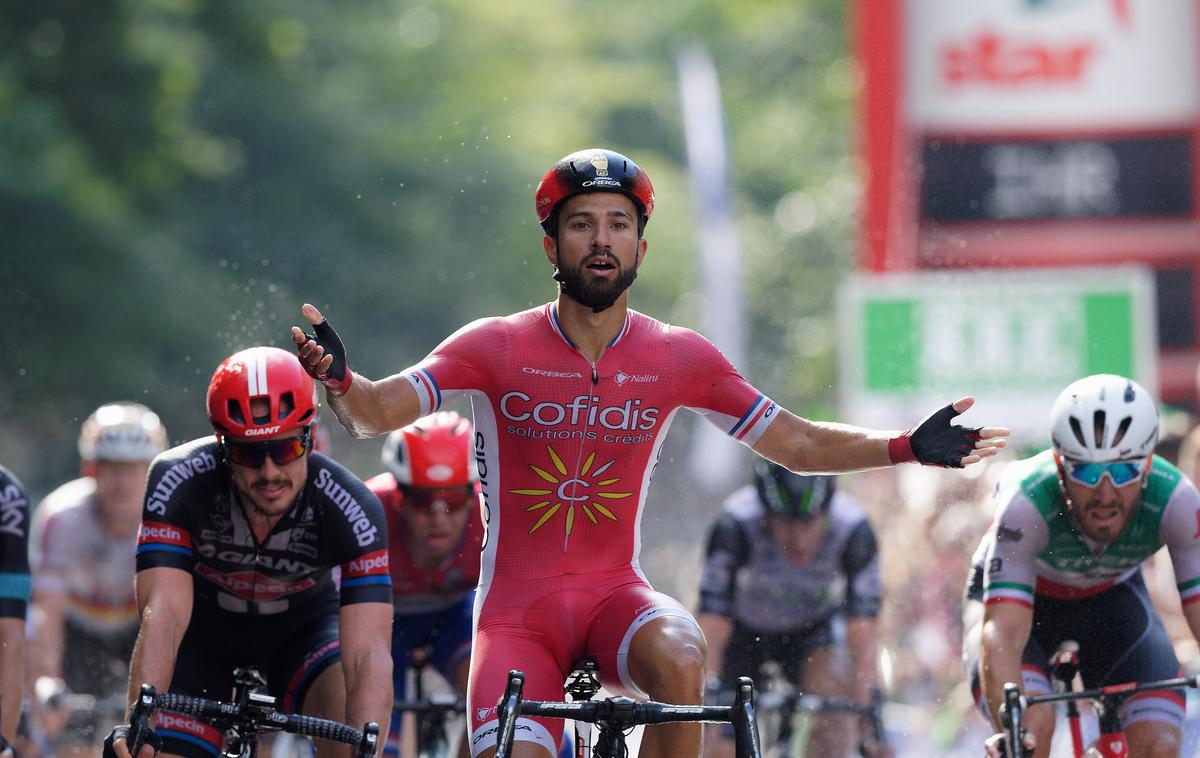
[1021,702,1055,758]
[701,723,734,758]
[802,645,854,757]
[1125,720,1181,758]
[302,661,351,758]
[627,615,707,758]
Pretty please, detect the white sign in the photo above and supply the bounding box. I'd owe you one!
[907,0,1198,130]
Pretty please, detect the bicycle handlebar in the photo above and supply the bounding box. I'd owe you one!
[1001,673,1200,758]
[128,684,380,757]
[1022,673,1200,708]
[494,670,761,758]
[520,697,737,726]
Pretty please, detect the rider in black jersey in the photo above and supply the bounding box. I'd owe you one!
[698,462,884,758]
[107,347,393,758]
[0,464,30,756]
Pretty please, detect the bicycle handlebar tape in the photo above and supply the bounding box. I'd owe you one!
[889,403,982,468]
[301,319,353,396]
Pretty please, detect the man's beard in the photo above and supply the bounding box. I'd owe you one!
[553,254,638,313]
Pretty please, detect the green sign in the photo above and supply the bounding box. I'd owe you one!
[838,267,1157,441]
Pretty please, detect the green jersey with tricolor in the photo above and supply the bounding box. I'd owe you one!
[980,450,1200,608]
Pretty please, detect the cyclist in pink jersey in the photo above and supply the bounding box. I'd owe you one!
[293,148,1009,758]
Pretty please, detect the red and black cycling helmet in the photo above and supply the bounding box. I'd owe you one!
[535,148,655,238]
[382,411,477,487]
[206,346,318,439]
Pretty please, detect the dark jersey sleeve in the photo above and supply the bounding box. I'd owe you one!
[0,466,31,620]
[310,456,392,606]
[697,513,751,616]
[840,519,882,619]
[136,441,221,572]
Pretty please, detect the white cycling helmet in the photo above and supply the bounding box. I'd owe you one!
[78,402,169,462]
[1049,375,1158,463]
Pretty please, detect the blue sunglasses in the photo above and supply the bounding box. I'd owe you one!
[1063,458,1145,488]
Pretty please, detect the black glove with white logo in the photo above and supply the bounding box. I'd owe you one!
[299,318,353,396]
[888,403,982,468]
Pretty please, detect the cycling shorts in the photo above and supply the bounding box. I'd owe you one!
[63,617,138,699]
[157,600,342,758]
[466,571,694,757]
[385,589,476,757]
[719,617,836,686]
[964,572,1184,731]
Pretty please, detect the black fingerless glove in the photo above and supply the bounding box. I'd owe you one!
[300,319,353,396]
[888,403,982,468]
[103,724,161,758]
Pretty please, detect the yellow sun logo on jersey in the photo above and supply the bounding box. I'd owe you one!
[508,445,634,537]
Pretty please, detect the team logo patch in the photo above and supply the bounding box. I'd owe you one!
[507,445,633,538]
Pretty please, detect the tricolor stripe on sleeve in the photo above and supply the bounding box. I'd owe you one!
[135,521,193,557]
[983,581,1034,608]
[1178,576,1200,606]
[404,369,442,415]
[729,396,776,442]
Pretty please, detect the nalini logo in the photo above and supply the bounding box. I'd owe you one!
[614,370,658,386]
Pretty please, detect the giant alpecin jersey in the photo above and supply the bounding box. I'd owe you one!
[981,450,1200,608]
[402,304,779,586]
[136,438,392,615]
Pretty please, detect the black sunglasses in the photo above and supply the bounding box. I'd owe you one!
[224,428,312,468]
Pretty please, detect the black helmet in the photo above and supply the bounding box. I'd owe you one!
[753,461,835,520]
[534,148,655,238]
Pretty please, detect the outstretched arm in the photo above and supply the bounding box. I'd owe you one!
[291,303,422,438]
[752,397,1007,474]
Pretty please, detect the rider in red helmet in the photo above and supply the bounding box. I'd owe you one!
[367,411,483,758]
[107,347,393,758]
[294,149,1008,758]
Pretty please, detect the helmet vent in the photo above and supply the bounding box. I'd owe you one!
[227,400,246,426]
[1112,417,1132,448]
[1124,382,1136,403]
[278,392,295,421]
[1068,416,1087,448]
[1093,410,1107,448]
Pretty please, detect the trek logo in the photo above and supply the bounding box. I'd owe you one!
[0,483,26,537]
[522,367,583,379]
[146,450,219,515]
[500,391,660,431]
[314,468,380,547]
[243,425,282,437]
[614,370,658,386]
